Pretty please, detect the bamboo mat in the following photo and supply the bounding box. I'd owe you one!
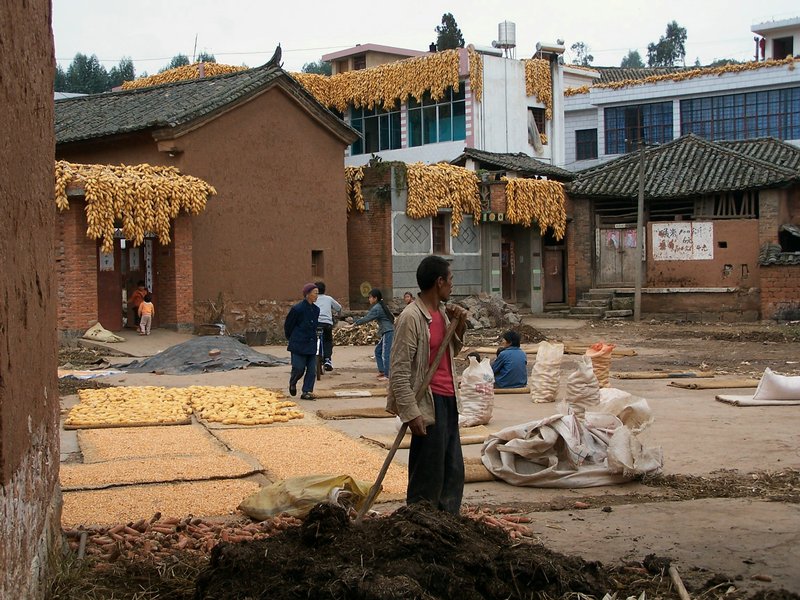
[317,407,394,420]
[668,378,760,390]
[361,425,491,450]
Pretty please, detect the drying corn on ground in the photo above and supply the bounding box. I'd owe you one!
[78,425,222,462]
[65,385,303,428]
[218,426,408,498]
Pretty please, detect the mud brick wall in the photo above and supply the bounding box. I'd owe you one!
[566,196,592,306]
[157,214,194,331]
[56,203,99,334]
[347,166,393,309]
[1,0,62,596]
[760,265,800,321]
[194,295,295,342]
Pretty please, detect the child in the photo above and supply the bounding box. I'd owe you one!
[138,293,155,335]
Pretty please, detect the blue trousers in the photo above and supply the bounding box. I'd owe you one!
[374,331,394,376]
[289,353,316,394]
[407,393,464,515]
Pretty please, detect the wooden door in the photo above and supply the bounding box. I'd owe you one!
[501,241,516,303]
[97,242,122,331]
[597,228,638,287]
[543,247,565,303]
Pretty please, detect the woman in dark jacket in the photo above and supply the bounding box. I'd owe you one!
[351,288,395,381]
[284,283,320,400]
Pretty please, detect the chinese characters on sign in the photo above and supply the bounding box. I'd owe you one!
[652,222,713,261]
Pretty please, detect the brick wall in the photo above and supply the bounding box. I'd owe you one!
[488,181,506,213]
[758,189,782,245]
[347,166,393,309]
[760,264,800,320]
[566,196,593,305]
[56,203,99,335]
[158,214,194,330]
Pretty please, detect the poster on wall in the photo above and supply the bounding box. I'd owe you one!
[652,222,713,261]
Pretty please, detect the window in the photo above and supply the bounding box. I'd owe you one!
[352,55,366,70]
[680,87,800,142]
[407,86,466,147]
[604,102,673,154]
[575,129,598,160]
[350,104,402,155]
[311,250,324,278]
[529,107,546,135]
[432,214,448,254]
[772,37,794,60]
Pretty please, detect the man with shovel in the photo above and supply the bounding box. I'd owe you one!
[387,255,468,515]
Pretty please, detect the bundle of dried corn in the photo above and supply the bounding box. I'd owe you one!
[55,161,216,253]
[523,58,552,119]
[502,178,566,239]
[345,166,365,213]
[120,63,247,90]
[291,49,462,112]
[187,385,302,425]
[333,321,379,346]
[467,45,483,103]
[406,163,482,236]
[564,84,591,96]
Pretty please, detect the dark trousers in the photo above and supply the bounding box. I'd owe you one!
[289,353,316,394]
[319,323,334,361]
[407,393,464,515]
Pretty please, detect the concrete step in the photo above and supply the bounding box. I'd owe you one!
[569,306,606,317]
[605,309,633,319]
[578,299,612,308]
[585,290,616,301]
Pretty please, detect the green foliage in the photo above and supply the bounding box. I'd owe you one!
[570,42,594,66]
[196,51,216,63]
[107,57,135,88]
[302,59,332,75]
[647,20,687,67]
[620,49,644,68]
[62,53,109,94]
[435,13,465,50]
[161,53,191,72]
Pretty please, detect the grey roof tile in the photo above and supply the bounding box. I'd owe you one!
[451,148,575,181]
[717,138,800,172]
[759,243,800,266]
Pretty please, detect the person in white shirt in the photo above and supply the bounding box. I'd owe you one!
[314,281,342,371]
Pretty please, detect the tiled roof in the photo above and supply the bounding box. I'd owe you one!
[717,138,800,172]
[55,64,357,145]
[592,66,687,84]
[569,134,798,199]
[451,148,576,181]
[759,243,800,266]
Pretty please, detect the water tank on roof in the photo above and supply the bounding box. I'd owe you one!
[496,21,516,49]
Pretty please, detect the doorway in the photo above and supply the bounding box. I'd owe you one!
[596,227,638,287]
[543,230,565,304]
[96,236,156,331]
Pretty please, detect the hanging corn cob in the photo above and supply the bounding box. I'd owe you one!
[345,166,365,213]
[502,178,566,240]
[524,59,552,119]
[121,63,247,90]
[406,163,481,236]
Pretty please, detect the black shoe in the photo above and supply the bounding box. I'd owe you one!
[323,360,333,372]
[300,392,316,401]
[289,383,297,397]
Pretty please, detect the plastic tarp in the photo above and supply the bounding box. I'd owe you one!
[121,335,288,375]
[482,388,662,488]
[238,474,373,519]
[716,368,800,406]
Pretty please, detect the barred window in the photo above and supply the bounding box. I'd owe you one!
[575,129,598,160]
[605,102,673,154]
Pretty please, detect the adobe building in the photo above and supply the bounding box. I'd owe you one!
[55,61,358,339]
[1,0,61,596]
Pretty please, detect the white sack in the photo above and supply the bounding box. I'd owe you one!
[458,356,495,427]
[565,356,601,419]
[82,322,125,343]
[716,368,800,406]
[530,341,564,403]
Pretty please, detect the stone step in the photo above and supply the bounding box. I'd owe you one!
[569,306,606,316]
[584,290,616,301]
[578,299,612,308]
[605,309,633,319]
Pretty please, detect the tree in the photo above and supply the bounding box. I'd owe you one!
[302,60,332,76]
[65,53,109,94]
[620,50,644,68]
[570,42,594,66]
[161,53,190,72]
[107,57,135,88]
[647,21,687,67]
[55,64,68,92]
[196,51,216,63]
[435,13,464,50]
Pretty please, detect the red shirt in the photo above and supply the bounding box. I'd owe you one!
[428,310,455,396]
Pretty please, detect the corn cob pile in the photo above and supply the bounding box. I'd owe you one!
[55,161,215,253]
[120,63,247,90]
[502,177,567,239]
[345,166,365,213]
[524,58,552,119]
[333,321,379,346]
[405,163,482,236]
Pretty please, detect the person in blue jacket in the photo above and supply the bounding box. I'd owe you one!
[284,283,320,400]
[491,330,528,389]
[349,288,395,381]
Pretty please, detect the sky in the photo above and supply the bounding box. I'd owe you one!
[52,0,799,75]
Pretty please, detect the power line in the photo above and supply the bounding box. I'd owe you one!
[56,45,350,65]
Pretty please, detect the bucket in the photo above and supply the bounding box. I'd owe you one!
[245,330,267,346]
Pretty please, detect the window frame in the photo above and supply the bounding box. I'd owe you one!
[349,103,402,155]
[407,86,466,148]
[604,101,673,154]
[431,214,449,255]
[575,128,598,160]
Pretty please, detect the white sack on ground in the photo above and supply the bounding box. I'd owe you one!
[82,322,125,343]
[530,341,564,403]
[716,368,800,406]
[564,356,601,419]
[459,355,495,427]
[482,392,662,487]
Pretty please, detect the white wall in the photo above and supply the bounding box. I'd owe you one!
[480,55,529,154]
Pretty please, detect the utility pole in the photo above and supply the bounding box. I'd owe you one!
[634,140,645,321]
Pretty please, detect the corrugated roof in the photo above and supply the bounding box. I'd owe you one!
[55,63,358,145]
[569,134,798,199]
[450,148,576,181]
[759,243,800,266]
[717,138,800,172]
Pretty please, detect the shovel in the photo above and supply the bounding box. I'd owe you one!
[354,311,464,524]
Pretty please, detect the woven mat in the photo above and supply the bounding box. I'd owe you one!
[60,454,256,491]
[78,425,222,463]
[316,407,394,420]
[218,426,407,499]
[612,370,715,380]
[361,425,491,450]
[668,378,760,390]
[61,479,260,528]
[464,457,496,483]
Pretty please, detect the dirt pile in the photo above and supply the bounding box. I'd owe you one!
[195,503,613,599]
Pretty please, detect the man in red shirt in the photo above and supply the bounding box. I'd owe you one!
[387,256,468,514]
